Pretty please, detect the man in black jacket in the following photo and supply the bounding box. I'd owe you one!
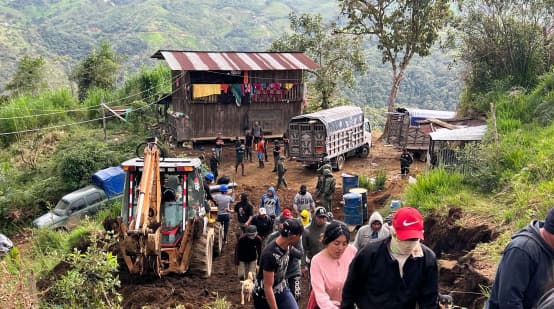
[341,207,438,309]
[486,207,554,309]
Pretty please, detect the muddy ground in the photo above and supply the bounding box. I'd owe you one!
[54,134,498,308]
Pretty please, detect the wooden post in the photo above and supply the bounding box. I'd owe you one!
[490,103,499,165]
[102,101,107,142]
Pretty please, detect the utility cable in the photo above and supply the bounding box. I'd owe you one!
[0,87,177,136]
[0,71,182,117]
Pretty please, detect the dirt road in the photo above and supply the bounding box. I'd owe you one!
[119,134,411,308]
[118,135,493,308]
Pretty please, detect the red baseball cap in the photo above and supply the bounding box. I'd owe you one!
[281,209,293,219]
[392,207,424,240]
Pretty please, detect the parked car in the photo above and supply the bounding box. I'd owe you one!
[0,233,13,258]
[33,166,125,229]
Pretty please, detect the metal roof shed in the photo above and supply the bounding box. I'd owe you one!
[427,125,488,173]
[429,125,487,141]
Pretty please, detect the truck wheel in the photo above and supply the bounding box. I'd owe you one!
[359,145,370,158]
[189,227,214,278]
[213,222,223,258]
[335,155,345,171]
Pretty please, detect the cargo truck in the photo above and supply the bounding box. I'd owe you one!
[288,106,371,170]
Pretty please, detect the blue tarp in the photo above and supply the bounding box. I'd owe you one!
[403,108,456,126]
[91,166,125,198]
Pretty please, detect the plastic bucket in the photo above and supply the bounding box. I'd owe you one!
[391,200,401,210]
[343,192,362,225]
[342,174,359,194]
[349,188,368,222]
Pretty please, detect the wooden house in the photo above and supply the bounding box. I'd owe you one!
[151,50,319,143]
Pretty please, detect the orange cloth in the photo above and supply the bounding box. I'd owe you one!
[220,84,229,92]
[243,71,249,84]
[193,84,221,98]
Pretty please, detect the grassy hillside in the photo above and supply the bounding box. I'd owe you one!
[0,0,461,111]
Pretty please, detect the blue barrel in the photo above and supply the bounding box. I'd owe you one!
[349,188,368,222]
[343,193,363,225]
[342,174,359,194]
[391,200,401,210]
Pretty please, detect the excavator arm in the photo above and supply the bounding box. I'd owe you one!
[121,138,163,276]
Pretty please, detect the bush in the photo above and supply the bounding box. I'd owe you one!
[358,170,386,192]
[51,234,121,308]
[55,141,121,190]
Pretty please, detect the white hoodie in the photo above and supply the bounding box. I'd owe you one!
[353,211,391,250]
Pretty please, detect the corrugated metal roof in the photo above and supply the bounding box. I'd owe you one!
[152,50,320,71]
[290,106,364,135]
[429,125,487,141]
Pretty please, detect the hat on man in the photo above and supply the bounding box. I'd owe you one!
[300,209,311,226]
[258,207,267,215]
[544,207,554,234]
[392,207,424,240]
[279,209,293,223]
[246,225,258,238]
[219,184,229,193]
[314,207,328,218]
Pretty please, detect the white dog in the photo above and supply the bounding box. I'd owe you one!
[240,271,255,305]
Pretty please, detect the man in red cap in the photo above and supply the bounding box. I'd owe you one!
[341,207,438,309]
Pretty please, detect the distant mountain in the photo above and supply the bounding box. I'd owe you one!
[0,0,461,110]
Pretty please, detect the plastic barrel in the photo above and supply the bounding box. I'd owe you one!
[343,192,363,225]
[342,174,359,194]
[349,188,368,222]
[391,200,401,210]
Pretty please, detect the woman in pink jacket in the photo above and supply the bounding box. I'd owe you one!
[309,221,357,309]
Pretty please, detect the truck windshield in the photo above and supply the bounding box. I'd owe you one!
[53,200,70,216]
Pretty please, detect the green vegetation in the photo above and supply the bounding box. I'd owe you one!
[270,13,367,109]
[338,0,454,112]
[0,1,461,113]
[359,170,387,192]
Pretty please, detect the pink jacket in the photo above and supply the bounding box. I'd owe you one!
[310,245,357,308]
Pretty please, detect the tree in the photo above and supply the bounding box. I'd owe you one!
[72,41,120,101]
[5,55,48,96]
[269,13,367,109]
[458,0,552,100]
[338,0,453,113]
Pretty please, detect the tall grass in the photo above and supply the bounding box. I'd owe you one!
[0,89,79,144]
[404,168,465,213]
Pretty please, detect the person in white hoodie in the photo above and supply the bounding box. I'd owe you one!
[353,211,390,250]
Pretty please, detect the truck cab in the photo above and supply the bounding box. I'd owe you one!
[118,156,222,277]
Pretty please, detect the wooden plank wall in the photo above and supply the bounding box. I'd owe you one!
[185,101,301,140]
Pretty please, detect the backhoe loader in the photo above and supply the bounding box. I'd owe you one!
[113,138,223,277]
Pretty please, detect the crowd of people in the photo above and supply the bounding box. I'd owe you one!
[202,127,554,309]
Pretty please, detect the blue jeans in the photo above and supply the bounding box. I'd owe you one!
[217,214,230,242]
[253,286,298,309]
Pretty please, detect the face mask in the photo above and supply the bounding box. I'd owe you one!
[247,233,257,240]
[390,228,419,255]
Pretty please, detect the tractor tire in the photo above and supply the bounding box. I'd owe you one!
[358,145,370,158]
[213,222,224,258]
[334,155,345,171]
[189,227,214,278]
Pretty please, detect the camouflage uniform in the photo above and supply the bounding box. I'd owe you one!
[320,169,335,212]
